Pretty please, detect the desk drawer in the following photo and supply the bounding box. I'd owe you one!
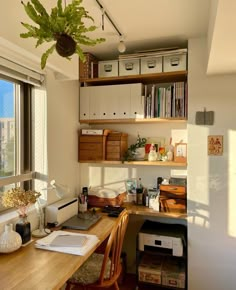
[79,149,103,160]
[80,143,103,151]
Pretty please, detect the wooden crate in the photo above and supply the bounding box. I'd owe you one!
[159,185,186,213]
[106,132,128,161]
[79,130,109,161]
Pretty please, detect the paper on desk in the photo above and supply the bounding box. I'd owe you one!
[35,230,99,256]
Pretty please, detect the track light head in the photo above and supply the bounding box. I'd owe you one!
[118,40,126,53]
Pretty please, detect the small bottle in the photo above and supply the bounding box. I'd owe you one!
[167,148,173,161]
[142,189,149,206]
[136,178,143,205]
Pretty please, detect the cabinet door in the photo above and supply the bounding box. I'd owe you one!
[79,87,90,120]
[130,83,144,119]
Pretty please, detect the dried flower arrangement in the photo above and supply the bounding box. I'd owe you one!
[1,187,41,217]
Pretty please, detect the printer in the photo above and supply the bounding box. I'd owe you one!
[138,220,186,257]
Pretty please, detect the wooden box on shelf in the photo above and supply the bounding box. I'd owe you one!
[106,132,128,161]
[78,130,110,161]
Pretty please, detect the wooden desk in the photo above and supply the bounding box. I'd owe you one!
[0,215,115,290]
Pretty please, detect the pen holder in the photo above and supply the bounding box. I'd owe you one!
[79,202,87,213]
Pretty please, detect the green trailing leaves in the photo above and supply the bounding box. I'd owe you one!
[20,0,105,69]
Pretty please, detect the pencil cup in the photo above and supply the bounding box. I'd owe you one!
[79,202,87,213]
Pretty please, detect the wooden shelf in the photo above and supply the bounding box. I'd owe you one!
[79,160,187,167]
[80,71,188,86]
[80,117,187,124]
[125,203,187,219]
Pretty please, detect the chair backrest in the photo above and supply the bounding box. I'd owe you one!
[98,209,129,286]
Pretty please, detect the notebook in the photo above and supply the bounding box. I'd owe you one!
[61,212,102,230]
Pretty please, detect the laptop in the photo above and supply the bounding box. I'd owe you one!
[61,212,102,230]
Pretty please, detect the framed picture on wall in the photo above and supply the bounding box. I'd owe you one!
[174,143,187,163]
[208,135,223,155]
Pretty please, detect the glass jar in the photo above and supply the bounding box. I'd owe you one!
[15,215,31,244]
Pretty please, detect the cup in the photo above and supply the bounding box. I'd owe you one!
[79,202,87,213]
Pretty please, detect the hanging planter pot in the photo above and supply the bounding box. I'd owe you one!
[20,0,105,69]
[55,34,77,57]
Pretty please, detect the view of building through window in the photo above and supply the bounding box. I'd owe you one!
[0,79,16,178]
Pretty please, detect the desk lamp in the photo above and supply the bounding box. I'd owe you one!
[32,180,65,237]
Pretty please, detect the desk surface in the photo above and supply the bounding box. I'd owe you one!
[0,215,115,290]
[0,205,186,290]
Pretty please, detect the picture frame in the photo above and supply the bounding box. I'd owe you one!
[145,137,165,159]
[174,143,187,163]
[125,178,137,194]
[208,135,223,155]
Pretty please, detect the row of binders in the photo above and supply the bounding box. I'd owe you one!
[144,81,187,119]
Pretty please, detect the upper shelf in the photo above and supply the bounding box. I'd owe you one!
[79,160,187,167]
[80,117,187,124]
[80,71,188,86]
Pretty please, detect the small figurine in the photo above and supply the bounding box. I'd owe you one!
[148,144,157,161]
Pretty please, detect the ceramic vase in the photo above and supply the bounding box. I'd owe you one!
[15,215,31,244]
[0,223,22,253]
[135,147,145,160]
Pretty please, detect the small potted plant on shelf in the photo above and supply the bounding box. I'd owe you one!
[124,134,147,161]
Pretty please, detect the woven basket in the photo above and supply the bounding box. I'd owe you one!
[88,192,126,208]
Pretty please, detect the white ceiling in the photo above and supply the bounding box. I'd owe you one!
[0,0,235,78]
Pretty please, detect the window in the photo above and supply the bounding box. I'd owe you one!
[0,75,33,212]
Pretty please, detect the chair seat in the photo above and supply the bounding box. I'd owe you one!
[72,253,111,285]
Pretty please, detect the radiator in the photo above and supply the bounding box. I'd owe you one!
[46,197,78,225]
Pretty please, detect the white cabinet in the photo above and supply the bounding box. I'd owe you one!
[79,83,143,121]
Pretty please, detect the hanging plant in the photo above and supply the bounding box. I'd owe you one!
[20,0,105,69]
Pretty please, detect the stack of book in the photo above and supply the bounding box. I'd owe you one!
[143,82,187,119]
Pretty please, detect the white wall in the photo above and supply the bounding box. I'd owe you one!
[46,70,80,204]
[188,37,236,290]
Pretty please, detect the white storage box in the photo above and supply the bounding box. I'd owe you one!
[98,60,118,78]
[163,52,187,72]
[141,56,162,74]
[119,58,140,76]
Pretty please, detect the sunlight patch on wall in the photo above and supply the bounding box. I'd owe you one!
[228,130,236,237]
[88,165,138,191]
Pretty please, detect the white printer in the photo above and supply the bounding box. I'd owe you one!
[138,220,186,257]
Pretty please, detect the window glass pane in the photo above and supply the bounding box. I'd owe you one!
[0,79,15,178]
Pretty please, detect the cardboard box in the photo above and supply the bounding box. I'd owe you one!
[140,56,162,74]
[119,58,140,76]
[163,52,187,72]
[162,256,186,288]
[138,254,163,285]
[98,60,118,78]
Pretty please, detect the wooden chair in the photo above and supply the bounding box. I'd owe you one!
[65,209,129,290]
